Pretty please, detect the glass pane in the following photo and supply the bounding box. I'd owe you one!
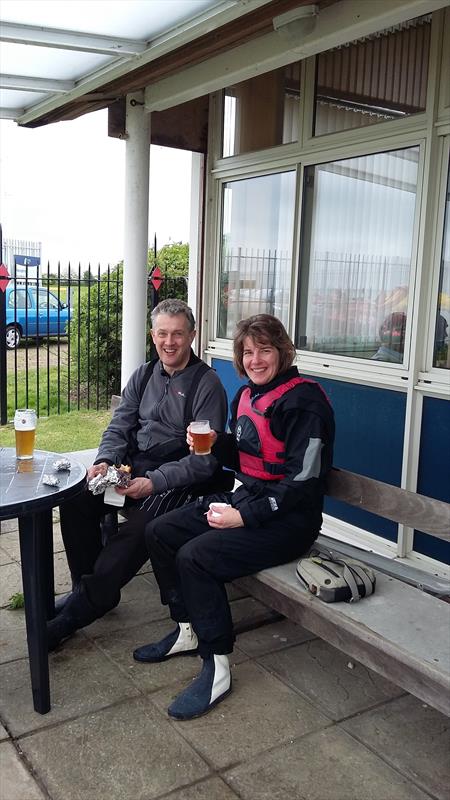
[434,163,450,369]
[223,63,300,157]
[296,147,419,361]
[218,171,296,338]
[314,15,430,136]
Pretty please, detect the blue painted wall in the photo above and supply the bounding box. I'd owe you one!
[315,377,406,542]
[415,396,450,564]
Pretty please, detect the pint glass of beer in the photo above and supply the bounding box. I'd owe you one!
[14,409,37,460]
[190,420,212,455]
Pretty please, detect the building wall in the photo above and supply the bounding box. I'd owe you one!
[204,8,450,569]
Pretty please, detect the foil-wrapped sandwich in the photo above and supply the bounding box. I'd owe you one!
[53,458,71,471]
[88,464,131,495]
[42,474,60,487]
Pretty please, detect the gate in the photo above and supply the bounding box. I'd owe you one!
[0,265,187,421]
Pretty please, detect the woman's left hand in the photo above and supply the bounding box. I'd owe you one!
[206,505,244,528]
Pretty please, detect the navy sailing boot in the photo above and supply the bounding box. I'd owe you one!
[133,623,198,663]
[168,654,232,720]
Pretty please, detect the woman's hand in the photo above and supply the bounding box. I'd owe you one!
[186,425,218,453]
[116,477,154,499]
[206,504,243,529]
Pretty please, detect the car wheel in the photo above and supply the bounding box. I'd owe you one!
[6,325,21,349]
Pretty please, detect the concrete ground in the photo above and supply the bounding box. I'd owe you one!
[0,513,449,800]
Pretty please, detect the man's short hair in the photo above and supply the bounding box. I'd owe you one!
[151,299,195,332]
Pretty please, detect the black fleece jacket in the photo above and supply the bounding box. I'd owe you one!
[212,367,335,530]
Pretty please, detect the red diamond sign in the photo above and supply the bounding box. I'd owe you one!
[0,264,11,293]
[150,266,163,292]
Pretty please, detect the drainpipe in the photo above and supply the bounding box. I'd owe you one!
[121,91,150,389]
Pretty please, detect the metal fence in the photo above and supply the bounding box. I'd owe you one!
[0,265,187,422]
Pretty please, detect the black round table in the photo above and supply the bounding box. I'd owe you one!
[0,448,86,714]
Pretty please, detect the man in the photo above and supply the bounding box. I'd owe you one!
[48,299,230,651]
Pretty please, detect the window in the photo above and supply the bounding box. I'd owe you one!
[296,146,419,361]
[218,171,296,338]
[223,63,300,157]
[434,162,450,369]
[314,16,430,136]
[37,289,59,310]
[8,289,29,309]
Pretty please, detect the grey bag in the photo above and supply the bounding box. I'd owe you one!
[296,547,376,603]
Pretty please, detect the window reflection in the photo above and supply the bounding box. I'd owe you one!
[223,64,300,157]
[434,163,450,369]
[218,172,296,338]
[296,147,419,362]
[314,16,430,136]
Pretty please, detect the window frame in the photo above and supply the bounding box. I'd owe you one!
[202,9,449,569]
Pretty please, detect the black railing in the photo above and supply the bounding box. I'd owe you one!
[0,265,187,420]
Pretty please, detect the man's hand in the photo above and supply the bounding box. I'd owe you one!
[116,477,154,500]
[186,425,218,453]
[206,504,243,529]
[87,462,109,480]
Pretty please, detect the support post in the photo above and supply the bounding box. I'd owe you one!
[121,92,151,389]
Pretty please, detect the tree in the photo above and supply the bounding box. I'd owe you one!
[70,243,189,402]
[149,242,189,277]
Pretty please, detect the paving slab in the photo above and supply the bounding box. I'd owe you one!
[224,726,431,800]
[0,530,21,562]
[229,595,274,627]
[0,562,23,608]
[19,695,211,800]
[0,722,9,741]
[164,776,240,799]
[0,741,46,800]
[0,519,19,534]
[259,638,403,720]
[0,636,140,737]
[0,607,27,664]
[94,618,206,692]
[0,545,14,566]
[151,660,331,770]
[340,693,450,800]
[53,551,72,595]
[236,618,316,658]
[83,574,170,638]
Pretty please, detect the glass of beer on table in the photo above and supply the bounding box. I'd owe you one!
[14,409,37,460]
[190,420,212,455]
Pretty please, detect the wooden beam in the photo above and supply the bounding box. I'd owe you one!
[327,468,450,540]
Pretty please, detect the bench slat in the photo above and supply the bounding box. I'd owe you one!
[328,468,450,540]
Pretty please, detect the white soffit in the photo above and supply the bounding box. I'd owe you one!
[145,0,449,111]
[0,0,274,123]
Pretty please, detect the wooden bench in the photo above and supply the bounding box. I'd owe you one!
[236,468,450,717]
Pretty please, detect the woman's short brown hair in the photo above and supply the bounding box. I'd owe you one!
[233,314,296,378]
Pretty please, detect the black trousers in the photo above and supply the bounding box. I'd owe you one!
[145,498,318,657]
[59,485,194,614]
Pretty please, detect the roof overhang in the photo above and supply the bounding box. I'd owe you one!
[2,0,447,129]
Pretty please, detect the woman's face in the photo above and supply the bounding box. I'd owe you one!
[242,336,280,385]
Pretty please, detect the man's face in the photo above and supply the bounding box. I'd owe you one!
[151,313,195,374]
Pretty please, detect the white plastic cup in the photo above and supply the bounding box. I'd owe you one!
[209,502,229,518]
[14,409,37,460]
[190,420,212,455]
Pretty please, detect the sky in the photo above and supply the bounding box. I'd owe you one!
[0,109,193,271]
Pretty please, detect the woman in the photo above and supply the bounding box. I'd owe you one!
[133,314,335,720]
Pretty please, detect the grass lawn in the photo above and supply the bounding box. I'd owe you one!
[0,410,111,452]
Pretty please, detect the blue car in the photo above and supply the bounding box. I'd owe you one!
[5,282,71,349]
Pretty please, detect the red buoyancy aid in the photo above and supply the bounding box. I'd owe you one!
[236,376,322,481]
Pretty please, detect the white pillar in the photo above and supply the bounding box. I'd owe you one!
[188,152,204,352]
[121,92,151,389]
